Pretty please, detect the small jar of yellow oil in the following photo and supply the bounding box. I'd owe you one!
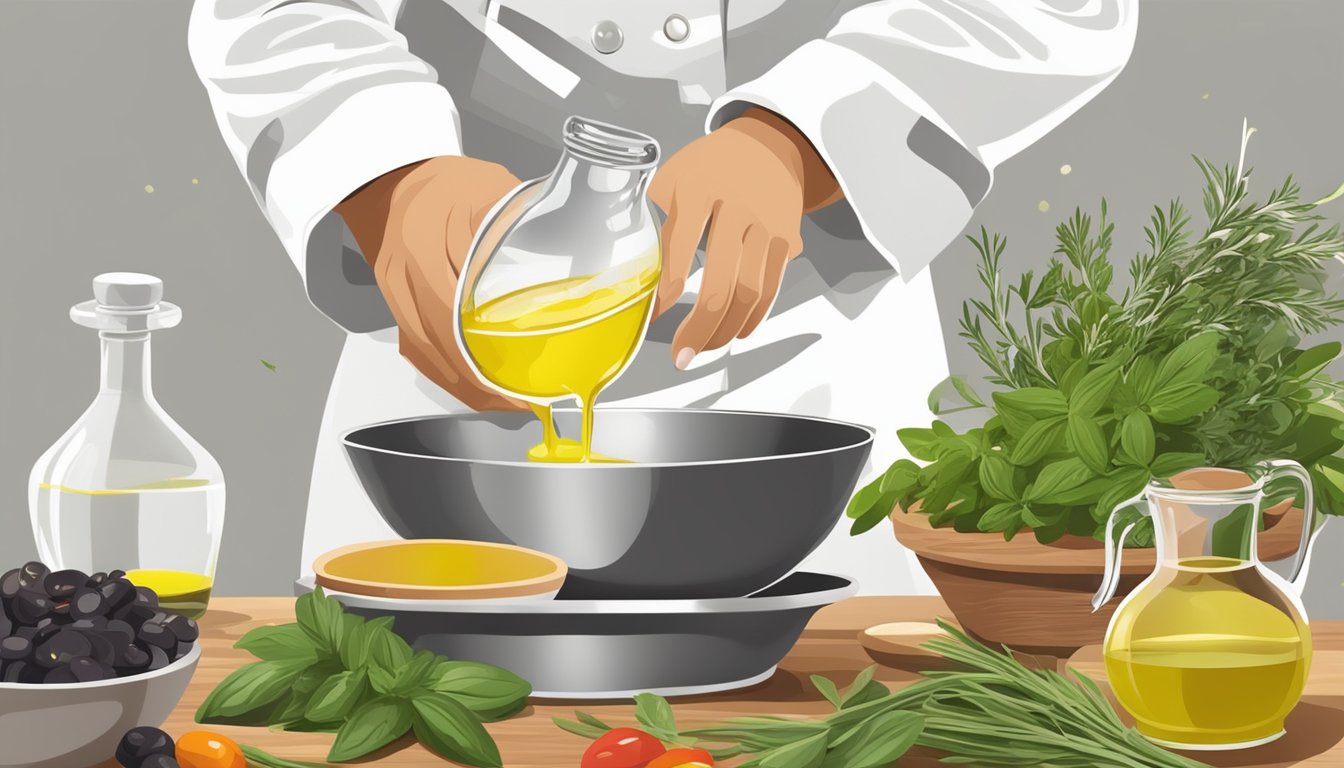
[457,116,661,462]
[1093,464,1321,750]
[29,273,225,618]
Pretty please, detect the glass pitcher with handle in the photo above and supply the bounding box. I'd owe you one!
[456,115,661,463]
[1092,462,1322,750]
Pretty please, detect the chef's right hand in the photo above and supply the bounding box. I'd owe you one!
[335,156,526,411]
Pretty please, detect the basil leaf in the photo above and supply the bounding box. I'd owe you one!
[1288,341,1341,380]
[977,502,1023,533]
[897,427,942,461]
[196,658,312,721]
[235,624,318,662]
[392,650,439,697]
[634,692,678,740]
[977,453,1020,501]
[1093,468,1151,522]
[368,665,397,696]
[1147,383,1220,423]
[295,587,345,655]
[272,661,344,726]
[1069,364,1121,417]
[993,387,1068,420]
[306,670,368,724]
[412,692,503,768]
[367,622,414,672]
[821,710,922,768]
[1045,476,1116,506]
[1008,415,1066,466]
[339,619,374,671]
[810,675,841,710]
[1119,411,1156,467]
[428,661,533,722]
[1127,356,1159,402]
[1154,332,1220,390]
[839,665,877,707]
[1066,413,1110,474]
[878,460,921,496]
[328,696,413,762]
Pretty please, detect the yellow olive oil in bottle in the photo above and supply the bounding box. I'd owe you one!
[30,274,225,619]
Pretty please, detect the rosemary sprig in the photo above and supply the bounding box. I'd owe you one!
[556,620,1207,768]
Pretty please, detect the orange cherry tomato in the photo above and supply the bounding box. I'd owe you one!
[580,727,667,768]
[175,730,246,768]
[645,748,714,768]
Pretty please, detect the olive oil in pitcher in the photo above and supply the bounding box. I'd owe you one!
[1094,465,1317,749]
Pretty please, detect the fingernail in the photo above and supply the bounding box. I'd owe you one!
[674,347,695,370]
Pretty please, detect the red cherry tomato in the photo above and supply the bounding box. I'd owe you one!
[580,728,666,768]
[646,747,714,768]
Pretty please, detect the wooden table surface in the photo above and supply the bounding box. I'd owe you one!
[120,597,1344,768]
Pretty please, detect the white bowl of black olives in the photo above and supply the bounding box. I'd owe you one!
[0,562,201,768]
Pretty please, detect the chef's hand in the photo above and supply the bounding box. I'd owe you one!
[335,156,526,411]
[649,107,842,369]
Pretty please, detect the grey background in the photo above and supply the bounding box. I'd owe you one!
[2,0,1342,616]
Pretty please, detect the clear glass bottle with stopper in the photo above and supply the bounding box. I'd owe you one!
[29,273,225,618]
[457,116,661,462]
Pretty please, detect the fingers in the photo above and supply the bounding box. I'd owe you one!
[704,224,769,351]
[654,195,711,318]
[671,208,747,367]
[739,235,797,339]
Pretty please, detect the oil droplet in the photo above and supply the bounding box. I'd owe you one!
[191,178,200,185]
[1202,93,1210,100]
[1060,164,1072,176]
[1038,200,1050,213]
[144,184,155,194]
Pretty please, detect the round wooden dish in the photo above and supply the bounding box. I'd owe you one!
[313,539,567,600]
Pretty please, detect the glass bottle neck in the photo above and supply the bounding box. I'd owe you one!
[100,331,154,400]
[1150,492,1262,566]
[549,151,653,224]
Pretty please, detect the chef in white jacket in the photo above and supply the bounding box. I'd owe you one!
[188,0,1137,593]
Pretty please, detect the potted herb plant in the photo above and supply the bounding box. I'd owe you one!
[847,126,1344,655]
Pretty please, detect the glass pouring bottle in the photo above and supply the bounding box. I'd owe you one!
[456,116,661,462]
[29,273,225,618]
[1092,463,1319,750]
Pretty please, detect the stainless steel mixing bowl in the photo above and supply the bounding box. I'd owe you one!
[342,408,873,599]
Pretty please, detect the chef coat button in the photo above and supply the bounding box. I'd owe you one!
[663,14,690,43]
[591,20,624,54]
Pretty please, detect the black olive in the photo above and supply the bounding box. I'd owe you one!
[69,656,115,682]
[105,618,136,644]
[70,587,107,620]
[71,616,108,632]
[43,569,87,600]
[87,572,108,587]
[117,643,151,670]
[117,726,176,768]
[140,755,182,768]
[0,568,21,599]
[175,641,194,660]
[116,603,157,629]
[146,644,170,671]
[43,665,79,684]
[162,614,199,643]
[133,586,159,609]
[0,606,11,638]
[82,629,118,666]
[100,580,137,613]
[0,635,31,660]
[108,569,126,580]
[138,622,177,652]
[12,590,53,624]
[17,562,49,592]
[35,629,93,668]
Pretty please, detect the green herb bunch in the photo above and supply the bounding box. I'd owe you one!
[196,588,530,766]
[848,125,1344,543]
[556,620,1207,768]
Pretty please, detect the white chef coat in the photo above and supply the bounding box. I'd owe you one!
[188,0,1137,593]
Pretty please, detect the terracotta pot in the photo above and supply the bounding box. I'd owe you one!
[891,471,1305,657]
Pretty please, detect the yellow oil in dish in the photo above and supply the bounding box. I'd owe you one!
[1104,557,1311,748]
[461,265,657,462]
[126,569,214,619]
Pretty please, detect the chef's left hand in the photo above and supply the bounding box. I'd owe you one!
[649,107,841,369]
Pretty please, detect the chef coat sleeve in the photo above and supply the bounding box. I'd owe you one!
[188,0,459,332]
[707,0,1138,281]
